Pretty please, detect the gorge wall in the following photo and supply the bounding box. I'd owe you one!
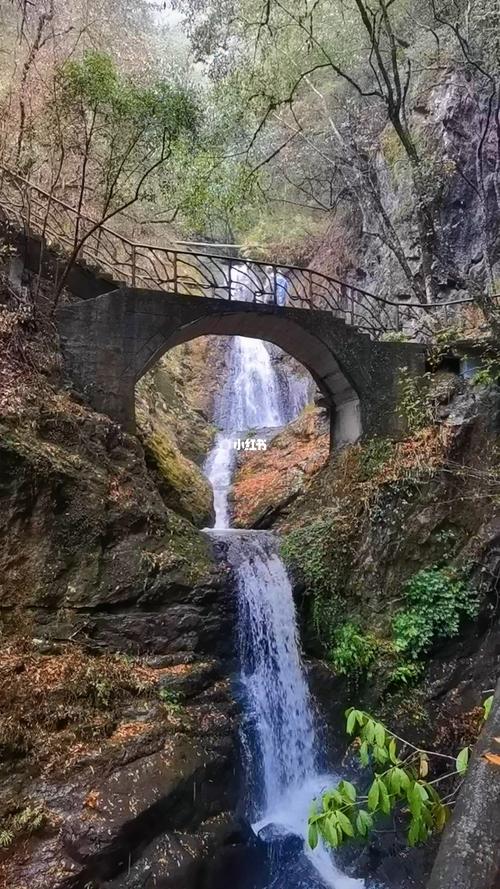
[0,275,241,888]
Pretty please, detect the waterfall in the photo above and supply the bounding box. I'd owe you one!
[204,264,307,531]
[204,334,289,530]
[204,266,364,888]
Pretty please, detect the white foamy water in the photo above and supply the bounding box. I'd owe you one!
[204,264,364,888]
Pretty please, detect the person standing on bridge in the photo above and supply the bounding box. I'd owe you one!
[276,269,289,306]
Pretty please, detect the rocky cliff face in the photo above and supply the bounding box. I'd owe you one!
[274,380,500,887]
[231,406,329,528]
[311,69,500,307]
[0,288,239,888]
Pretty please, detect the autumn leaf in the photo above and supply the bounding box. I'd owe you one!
[419,753,429,778]
[482,752,500,766]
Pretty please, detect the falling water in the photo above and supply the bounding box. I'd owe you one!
[204,265,308,531]
[204,266,364,888]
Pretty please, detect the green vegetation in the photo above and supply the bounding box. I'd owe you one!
[357,437,395,481]
[393,567,479,660]
[398,368,434,434]
[328,566,478,683]
[281,510,355,649]
[310,693,494,853]
[329,623,379,679]
[281,511,354,605]
[158,688,184,714]
[472,349,500,387]
[283,502,479,685]
[0,804,48,849]
[308,709,467,851]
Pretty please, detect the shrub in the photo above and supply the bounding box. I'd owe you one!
[393,566,479,659]
[472,348,500,386]
[330,623,379,678]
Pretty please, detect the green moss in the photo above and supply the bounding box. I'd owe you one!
[380,126,406,174]
[141,509,213,586]
[145,430,214,528]
[0,421,104,483]
[281,511,358,652]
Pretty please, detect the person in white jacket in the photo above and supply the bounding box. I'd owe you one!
[276,270,288,306]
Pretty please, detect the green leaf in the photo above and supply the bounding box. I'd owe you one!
[337,811,355,837]
[484,695,494,721]
[359,740,370,767]
[379,780,391,815]
[433,802,449,832]
[421,803,434,828]
[367,779,380,812]
[408,783,423,818]
[419,818,430,843]
[339,780,357,803]
[389,737,398,764]
[364,720,375,744]
[387,767,400,795]
[324,816,339,848]
[356,812,367,837]
[346,709,358,735]
[356,810,373,837]
[374,722,386,747]
[416,783,429,802]
[374,744,388,765]
[308,822,319,850]
[398,768,411,791]
[456,746,470,775]
[408,817,420,847]
[322,789,343,810]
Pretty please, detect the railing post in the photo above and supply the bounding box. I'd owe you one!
[228,258,232,301]
[173,251,178,293]
[131,244,136,287]
[273,266,277,305]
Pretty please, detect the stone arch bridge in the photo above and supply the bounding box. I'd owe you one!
[57,288,425,448]
[0,166,430,447]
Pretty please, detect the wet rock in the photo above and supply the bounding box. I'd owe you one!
[0,391,238,889]
[231,407,329,528]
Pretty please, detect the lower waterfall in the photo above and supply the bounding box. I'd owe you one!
[204,275,364,888]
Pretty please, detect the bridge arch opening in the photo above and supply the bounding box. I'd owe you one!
[134,310,362,449]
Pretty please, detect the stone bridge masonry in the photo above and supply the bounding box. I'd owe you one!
[56,287,426,448]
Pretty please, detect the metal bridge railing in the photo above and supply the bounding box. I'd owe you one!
[0,165,476,338]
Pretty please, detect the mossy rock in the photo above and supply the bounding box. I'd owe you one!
[144,430,214,528]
